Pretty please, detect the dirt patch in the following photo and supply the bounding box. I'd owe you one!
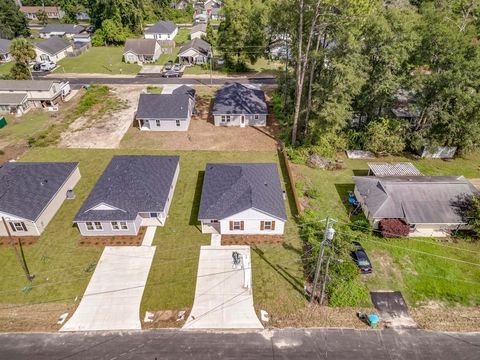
[0,143,28,163]
[142,309,188,329]
[411,305,480,332]
[369,249,405,288]
[59,85,141,149]
[0,303,75,332]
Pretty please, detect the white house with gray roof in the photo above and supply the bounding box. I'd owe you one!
[0,39,12,63]
[34,37,73,63]
[212,83,268,127]
[198,163,287,235]
[353,175,478,236]
[178,38,211,65]
[74,155,179,237]
[123,39,162,64]
[0,162,80,239]
[190,23,207,39]
[144,20,178,40]
[136,86,195,131]
[39,24,86,39]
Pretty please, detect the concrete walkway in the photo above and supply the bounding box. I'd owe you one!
[61,245,156,332]
[183,245,263,329]
[142,226,157,246]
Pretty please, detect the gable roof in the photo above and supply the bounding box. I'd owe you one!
[0,39,11,55]
[0,162,79,221]
[74,155,179,222]
[136,94,192,119]
[0,80,55,91]
[0,93,28,106]
[353,176,478,224]
[172,85,196,99]
[145,20,177,34]
[39,24,85,35]
[198,163,287,221]
[123,39,159,56]
[190,23,207,34]
[35,36,71,55]
[212,82,268,115]
[179,38,211,57]
[20,6,62,13]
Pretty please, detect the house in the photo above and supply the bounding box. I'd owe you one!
[0,162,80,243]
[144,20,178,41]
[178,38,211,65]
[123,39,162,64]
[212,83,268,127]
[136,86,196,131]
[172,0,191,9]
[39,24,86,39]
[198,163,287,235]
[352,175,478,236]
[190,23,207,39]
[74,155,179,237]
[210,7,225,21]
[34,36,73,63]
[0,39,12,63]
[0,80,71,115]
[20,6,65,20]
[73,33,92,44]
[194,13,208,24]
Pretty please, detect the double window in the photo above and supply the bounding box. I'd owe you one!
[221,115,231,123]
[232,221,242,230]
[156,120,161,127]
[86,221,103,231]
[9,222,27,232]
[261,220,276,231]
[111,221,128,230]
[176,120,181,127]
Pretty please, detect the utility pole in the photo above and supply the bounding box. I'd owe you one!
[209,47,213,85]
[2,217,34,282]
[310,216,335,303]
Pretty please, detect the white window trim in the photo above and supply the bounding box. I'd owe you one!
[111,221,129,231]
[86,221,103,231]
[155,119,161,127]
[10,221,26,232]
[263,220,273,230]
[233,221,242,230]
[254,115,259,120]
[176,119,181,127]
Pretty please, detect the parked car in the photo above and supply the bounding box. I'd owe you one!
[162,70,182,78]
[351,241,372,274]
[173,63,182,72]
[32,63,42,71]
[164,61,173,71]
[40,61,56,71]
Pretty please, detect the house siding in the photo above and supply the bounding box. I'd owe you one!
[145,27,178,41]
[0,213,39,237]
[190,31,206,40]
[213,114,267,127]
[35,46,73,62]
[77,216,141,236]
[139,118,190,131]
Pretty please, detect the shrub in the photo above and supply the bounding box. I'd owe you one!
[379,219,410,237]
[305,187,320,199]
[350,219,371,234]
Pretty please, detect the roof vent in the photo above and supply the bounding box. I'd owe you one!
[264,182,268,186]
[40,179,48,186]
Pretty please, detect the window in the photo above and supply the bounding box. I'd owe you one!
[264,221,273,230]
[94,222,103,230]
[226,115,231,122]
[9,222,27,232]
[176,120,181,127]
[111,221,119,230]
[233,221,242,230]
[221,116,226,122]
[150,212,158,218]
[254,115,259,120]
[211,219,219,223]
[155,120,161,127]
[86,222,94,231]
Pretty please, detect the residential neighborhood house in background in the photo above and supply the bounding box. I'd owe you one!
[39,24,86,39]
[212,83,268,127]
[198,163,287,236]
[136,85,196,131]
[0,80,71,115]
[123,39,162,64]
[0,39,12,63]
[178,38,211,65]
[34,37,73,63]
[190,23,207,39]
[20,6,65,20]
[353,175,478,237]
[0,162,80,242]
[74,155,179,237]
[144,20,178,41]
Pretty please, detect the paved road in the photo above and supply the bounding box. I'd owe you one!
[0,328,478,359]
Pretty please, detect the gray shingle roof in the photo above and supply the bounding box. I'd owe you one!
[136,94,192,120]
[198,163,287,221]
[172,85,196,99]
[353,176,478,224]
[144,20,177,34]
[35,36,71,55]
[123,39,158,56]
[0,80,55,91]
[0,39,11,55]
[212,82,268,115]
[0,162,79,221]
[179,38,211,57]
[39,24,85,35]
[0,93,28,105]
[74,156,179,222]
[190,23,207,34]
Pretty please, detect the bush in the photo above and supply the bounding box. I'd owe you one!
[349,219,371,233]
[327,278,370,307]
[379,219,410,237]
[305,187,320,199]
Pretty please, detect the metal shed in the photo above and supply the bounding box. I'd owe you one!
[367,162,423,177]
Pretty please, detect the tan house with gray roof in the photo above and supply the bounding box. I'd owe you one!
[123,39,162,64]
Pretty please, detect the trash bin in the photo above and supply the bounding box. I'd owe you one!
[0,117,7,129]
[367,313,380,328]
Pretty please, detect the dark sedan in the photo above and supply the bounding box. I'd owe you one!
[351,241,373,274]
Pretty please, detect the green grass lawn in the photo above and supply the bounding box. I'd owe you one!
[183,58,284,76]
[174,27,191,45]
[156,47,180,65]
[57,47,141,75]
[0,110,50,147]
[292,152,480,307]
[0,148,304,325]
[0,62,13,76]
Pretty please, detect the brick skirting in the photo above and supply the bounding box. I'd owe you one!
[0,236,39,246]
[78,227,147,246]
[221,234,284,245]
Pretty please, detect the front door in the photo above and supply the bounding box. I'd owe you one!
[240,116,246,127]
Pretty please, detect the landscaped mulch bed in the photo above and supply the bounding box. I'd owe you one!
[78,226,147,246]
[221,234,284,245]
[0,236,39,246]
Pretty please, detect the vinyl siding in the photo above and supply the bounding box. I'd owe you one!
[218,208,285,235]
[77,216,141,236]
[213,114,266,127]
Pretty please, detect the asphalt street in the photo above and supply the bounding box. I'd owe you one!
[0,328,479,360]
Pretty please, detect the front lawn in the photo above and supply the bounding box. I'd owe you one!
[174,27,191,45]
[57,47,141,75]
[292,152,480,307]
[0,61,13,76]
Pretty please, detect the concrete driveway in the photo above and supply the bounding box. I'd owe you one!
[61,245,156,332]
[183,245,263,329]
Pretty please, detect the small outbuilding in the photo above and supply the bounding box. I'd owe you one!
[367,162,423,177]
